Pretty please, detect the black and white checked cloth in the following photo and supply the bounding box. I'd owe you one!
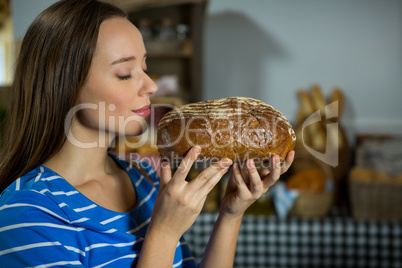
[184,213,402,268]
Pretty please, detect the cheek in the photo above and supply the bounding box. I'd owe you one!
[106,95,134,126]
[106,91,131,111]
[77,81,144,134]
[75,102,111,130]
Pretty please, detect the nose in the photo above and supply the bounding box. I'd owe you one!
[140,72,158,96]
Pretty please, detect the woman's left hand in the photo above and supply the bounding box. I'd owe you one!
[219,150,295,218]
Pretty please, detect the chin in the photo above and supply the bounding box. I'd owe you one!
[123,120,149,136]
[112,124,153,153]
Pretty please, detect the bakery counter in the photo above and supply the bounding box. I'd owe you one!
[184,211,402,268]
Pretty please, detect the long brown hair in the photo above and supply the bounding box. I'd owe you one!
[0,0,127,192]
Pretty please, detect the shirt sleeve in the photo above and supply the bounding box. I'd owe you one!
[0,190,86,267]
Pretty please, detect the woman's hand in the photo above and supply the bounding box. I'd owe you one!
[149,146,233,241]
[219,151,295,218]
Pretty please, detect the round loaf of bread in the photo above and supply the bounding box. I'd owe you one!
[157,97,296,162]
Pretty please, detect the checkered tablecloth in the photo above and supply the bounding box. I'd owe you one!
[184,213,402,268]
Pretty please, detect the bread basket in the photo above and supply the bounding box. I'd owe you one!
[349,137,402,221]
[349,170,402,221]
[287,147,334,218]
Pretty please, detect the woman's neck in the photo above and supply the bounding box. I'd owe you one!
[42,124,119,186]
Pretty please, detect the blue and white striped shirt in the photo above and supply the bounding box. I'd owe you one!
[0,154,196,267]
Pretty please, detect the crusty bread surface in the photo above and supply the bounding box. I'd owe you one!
[157,97,296,162]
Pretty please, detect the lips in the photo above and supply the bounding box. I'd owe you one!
[132,105,151,117]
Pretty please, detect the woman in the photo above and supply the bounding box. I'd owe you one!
[0,0,294,267]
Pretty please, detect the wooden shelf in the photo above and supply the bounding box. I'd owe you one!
[144,40,193,59]
[128,2,205,103]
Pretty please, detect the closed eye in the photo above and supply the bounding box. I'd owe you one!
[118,74,132,80]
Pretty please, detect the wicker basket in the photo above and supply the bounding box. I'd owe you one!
[349,173,402,221]
[287,147,334,219]
[288,191,334,218]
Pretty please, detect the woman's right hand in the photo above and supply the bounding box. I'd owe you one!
[149,146,232,241]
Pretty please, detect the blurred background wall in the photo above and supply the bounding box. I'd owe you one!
[11,0,402,137]
[11,0,57,38]
[203,0,402,137]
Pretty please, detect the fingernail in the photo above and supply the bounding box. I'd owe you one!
[193,146,201,154]
[221,158,232,169]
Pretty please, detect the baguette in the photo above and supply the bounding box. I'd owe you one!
[310,84,327,116]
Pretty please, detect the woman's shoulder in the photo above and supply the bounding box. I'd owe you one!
[0,169,70,226]
[1,166,61,195]
[0,166,75,217]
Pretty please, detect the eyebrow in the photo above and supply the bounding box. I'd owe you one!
[111,56,136,65]
[111,53,147,65]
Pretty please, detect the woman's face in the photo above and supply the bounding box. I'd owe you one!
[77,17,157,139]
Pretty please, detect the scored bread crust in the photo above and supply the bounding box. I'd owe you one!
[157,97,296,162]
